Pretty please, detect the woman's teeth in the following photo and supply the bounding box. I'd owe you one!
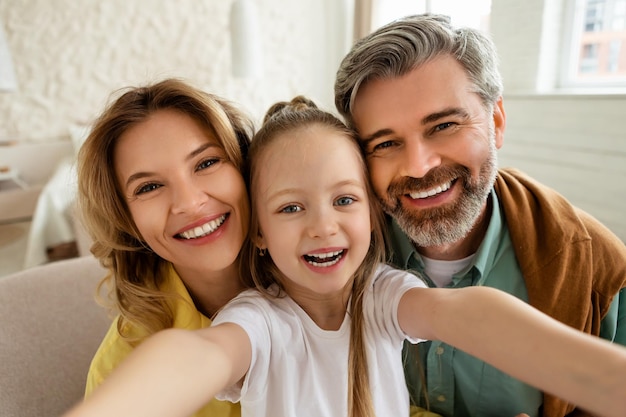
[304,250,344,267]
[178,215,227,239]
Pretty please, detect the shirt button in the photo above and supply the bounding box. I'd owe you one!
[437,395,446,402]
[435,346,444,355]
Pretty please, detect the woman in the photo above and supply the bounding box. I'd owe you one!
[77,78,253,417]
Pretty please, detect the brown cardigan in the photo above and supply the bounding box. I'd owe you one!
[494,168,626,417]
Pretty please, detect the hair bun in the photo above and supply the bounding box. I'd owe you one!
[262,95,319,123]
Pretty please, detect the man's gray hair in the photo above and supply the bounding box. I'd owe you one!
[334,14,503,127]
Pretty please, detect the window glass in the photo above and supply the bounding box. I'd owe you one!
[561,0,626,89]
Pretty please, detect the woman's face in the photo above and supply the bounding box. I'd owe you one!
[114,109,249,281]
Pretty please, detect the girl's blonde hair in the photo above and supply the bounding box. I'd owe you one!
[78,78,253,343]
[242,96,387,417]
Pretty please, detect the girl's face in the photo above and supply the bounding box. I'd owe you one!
[254,125,372,300]
[114,109,249,282]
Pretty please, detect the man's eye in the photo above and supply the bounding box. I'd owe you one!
[434,122,455,132]
[197,158,220,171]
[335,196,355,206]
[135,183,161,195]
[280,204,302,214]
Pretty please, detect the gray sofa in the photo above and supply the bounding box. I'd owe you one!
[0,255,110,417]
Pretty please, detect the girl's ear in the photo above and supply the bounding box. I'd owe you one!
[253,232,268,257]
[252,229,266,250]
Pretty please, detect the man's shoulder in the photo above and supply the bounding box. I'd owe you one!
[494,168,583,238]
[495,167,624,249]
[495,169,626,312]
[496,167,563,199]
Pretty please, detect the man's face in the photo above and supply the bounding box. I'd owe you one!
[351,56,506,249]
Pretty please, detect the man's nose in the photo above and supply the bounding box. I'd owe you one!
[400,138,442,179]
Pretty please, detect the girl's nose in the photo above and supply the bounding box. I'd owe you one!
[306,207,339,239]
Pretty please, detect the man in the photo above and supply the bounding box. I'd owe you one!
[334,13,626,417]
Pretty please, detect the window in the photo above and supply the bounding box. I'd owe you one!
[372,0,492,32]
[608,39,621,71]
[580,43,600,73]
[561,0,626,89]
[584,0,605,31]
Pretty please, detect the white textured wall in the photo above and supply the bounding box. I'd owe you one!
[0,0,350,142]
[491,0,626,241]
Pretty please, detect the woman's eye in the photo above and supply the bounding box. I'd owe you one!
[372,140,394,152]
[280,204,302,214]
[197,158,220,171]
[335,196,355,206]
[135,183,161,195]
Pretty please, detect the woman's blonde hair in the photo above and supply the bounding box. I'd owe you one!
[78,78,253,343]
[242,96,386,417]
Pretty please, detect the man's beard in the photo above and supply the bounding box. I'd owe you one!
[378,137,498,248]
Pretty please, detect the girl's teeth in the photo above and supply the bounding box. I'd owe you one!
[311,250,342,259]
[305,250,344,267]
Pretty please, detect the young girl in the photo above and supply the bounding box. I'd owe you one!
[64,97,626,417]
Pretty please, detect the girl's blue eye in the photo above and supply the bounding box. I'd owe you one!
[136,183,161,195]
[335,196,355,206]
[280,205,302,213]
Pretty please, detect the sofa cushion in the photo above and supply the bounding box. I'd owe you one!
[0,255,110,417]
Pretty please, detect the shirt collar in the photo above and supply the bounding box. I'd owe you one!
[164,263,212,327]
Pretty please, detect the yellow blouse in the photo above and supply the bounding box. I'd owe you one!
[85,263,240,417]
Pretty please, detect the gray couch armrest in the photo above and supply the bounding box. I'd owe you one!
[0,255,110,417]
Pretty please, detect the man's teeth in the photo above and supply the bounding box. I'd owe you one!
[305,250,344,267]
[409,181,452,199]
[179,215,226,239]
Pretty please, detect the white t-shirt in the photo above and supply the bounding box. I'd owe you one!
[212,263,427,417]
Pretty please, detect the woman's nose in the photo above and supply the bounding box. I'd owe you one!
[170,181,208,214]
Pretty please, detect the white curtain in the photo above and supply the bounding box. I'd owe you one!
[352,0,374,42]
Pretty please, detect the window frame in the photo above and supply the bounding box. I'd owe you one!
[558,0,626,91]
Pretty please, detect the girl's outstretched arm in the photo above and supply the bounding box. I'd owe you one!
[398,286,626,417]
[63,323,251,417]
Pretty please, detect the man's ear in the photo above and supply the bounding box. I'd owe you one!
[493,96,506,149]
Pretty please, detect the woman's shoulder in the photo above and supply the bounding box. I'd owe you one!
[85,315,134,394]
